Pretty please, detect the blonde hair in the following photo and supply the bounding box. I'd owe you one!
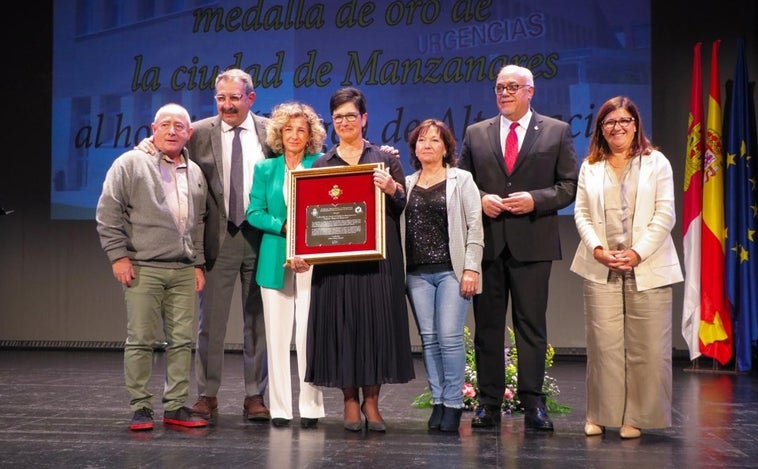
[265,102,326,155]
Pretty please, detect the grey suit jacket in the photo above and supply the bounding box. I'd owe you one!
[458,111,578,262]
[186,113,274,269]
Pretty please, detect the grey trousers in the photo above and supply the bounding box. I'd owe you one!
[195,225,267,399]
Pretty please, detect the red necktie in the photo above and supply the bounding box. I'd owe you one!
[505,121,519,174]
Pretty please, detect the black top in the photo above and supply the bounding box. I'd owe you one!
[406,181,451,271]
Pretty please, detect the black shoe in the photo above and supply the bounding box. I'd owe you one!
[130,407,154,431]
[300,418,318,429]
[524,407,554,431]
[471,405,501,428]
[272,418,291,427]
[439,407,463,433]
[428,404,444,430]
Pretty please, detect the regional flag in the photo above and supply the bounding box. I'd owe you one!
[682,42,704,361]
[700,39,732,365]
[724,39,757,372]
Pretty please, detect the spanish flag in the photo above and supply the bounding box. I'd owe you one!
[682,42,703,361]
[700,39,732,365]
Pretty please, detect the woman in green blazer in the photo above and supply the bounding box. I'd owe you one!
[246,102,326,428]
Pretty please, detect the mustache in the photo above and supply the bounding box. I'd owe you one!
[221,107,238,113]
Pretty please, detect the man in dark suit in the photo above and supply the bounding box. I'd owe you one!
[142,69,275,421]
[458,65,578,431]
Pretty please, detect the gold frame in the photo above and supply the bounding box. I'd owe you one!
[286,163,386,264]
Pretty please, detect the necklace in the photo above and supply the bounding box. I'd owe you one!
[607,156,630,169]
[337,145,363,164]
[420,166,446,186]
[285,157,303,170]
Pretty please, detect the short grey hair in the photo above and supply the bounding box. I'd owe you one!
[154,103,191,126]
[215,68,255,94]
[498,65,534,87]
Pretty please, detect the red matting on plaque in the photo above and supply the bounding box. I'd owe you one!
[292,169,378,256]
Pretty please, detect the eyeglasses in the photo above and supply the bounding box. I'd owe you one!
[601,117,635,130]
[494,83,531,94]
[332,112,360,124]
[214,94,244,104]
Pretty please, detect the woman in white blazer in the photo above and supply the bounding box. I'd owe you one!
[401,119,483,433]
[570,97,683,439]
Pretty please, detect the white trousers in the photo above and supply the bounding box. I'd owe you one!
[261,267,324,420]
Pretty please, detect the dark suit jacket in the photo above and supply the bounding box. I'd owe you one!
[458,111,578,263]
[186,113,275,269]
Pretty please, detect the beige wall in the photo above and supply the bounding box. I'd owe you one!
[0,211,675,353]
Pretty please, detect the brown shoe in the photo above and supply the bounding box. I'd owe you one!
[190,396,218,419]
[243,395,270,421]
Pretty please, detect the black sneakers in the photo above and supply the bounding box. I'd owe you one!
[163,406,208,428]
[130,407,155,431]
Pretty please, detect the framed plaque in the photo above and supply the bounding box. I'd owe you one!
[286,163,386,264]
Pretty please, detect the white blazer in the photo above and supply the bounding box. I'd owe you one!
[569,150,683,291]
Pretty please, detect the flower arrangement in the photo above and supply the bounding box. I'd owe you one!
[412,326,570,415]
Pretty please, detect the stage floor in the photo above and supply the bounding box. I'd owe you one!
[0,350,756,468]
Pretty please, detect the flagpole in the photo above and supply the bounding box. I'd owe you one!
[684,39,740,375]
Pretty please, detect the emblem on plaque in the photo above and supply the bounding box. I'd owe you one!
[329,184,343,200]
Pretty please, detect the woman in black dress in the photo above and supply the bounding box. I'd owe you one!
[304,87,414,432]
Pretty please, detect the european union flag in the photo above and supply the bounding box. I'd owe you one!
[724,39,758,372]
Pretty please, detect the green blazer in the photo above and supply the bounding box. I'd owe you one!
[246,153,319,289]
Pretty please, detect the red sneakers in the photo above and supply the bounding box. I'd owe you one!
[163,406,208,427]
[129,407,155,431]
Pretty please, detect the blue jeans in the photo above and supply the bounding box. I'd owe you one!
[407,269,470,408]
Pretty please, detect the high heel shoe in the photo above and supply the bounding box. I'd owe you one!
[343,419,363,432]
[343,391,362,432]
[584,421,604,436]
[361,402,386,432]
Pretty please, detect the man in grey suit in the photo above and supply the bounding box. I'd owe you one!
[141,69,274,421]
[188,69,275,421]
[458,65,578,431]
